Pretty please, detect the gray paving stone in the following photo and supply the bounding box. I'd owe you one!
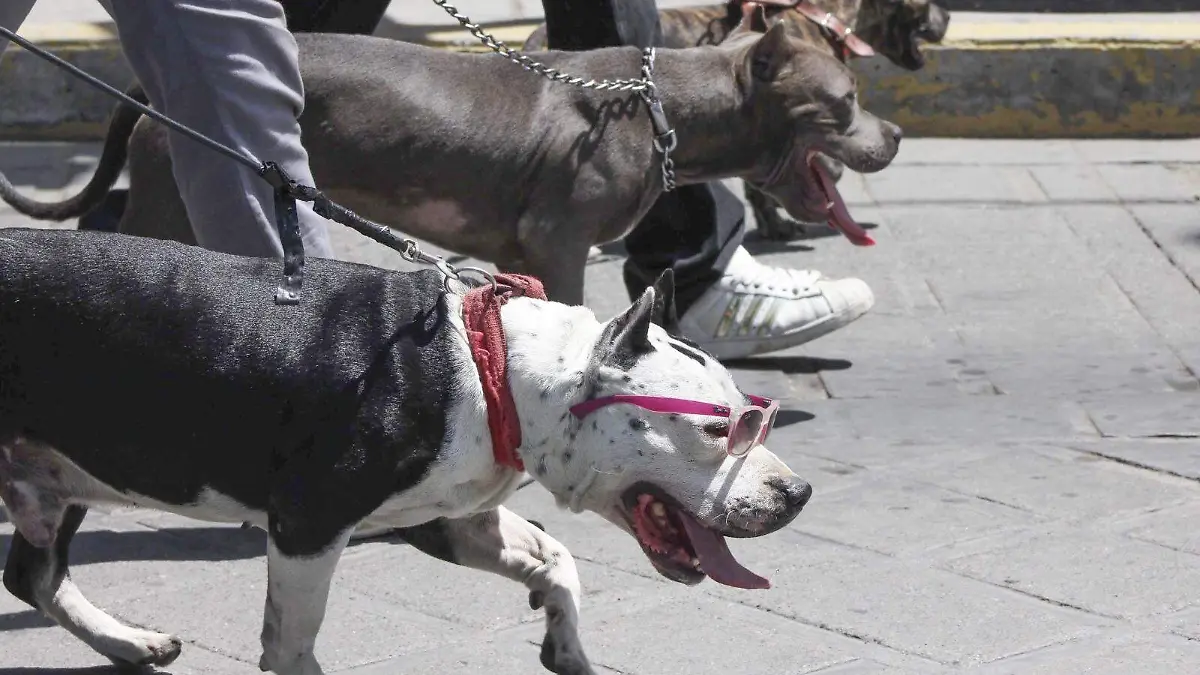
[1165,607,1200,641]
[704,551,1111,667]
[96,559,471,672]
[1096,164,1200,202]
[1027,163,1118,201]
[1125,203,1200,291]
[971,631,1200,675]
[790,475,1039,558]
[1072,139,1200,164]
[966,348,1198,398]
[335,638,622,675]
[890,139,1083,166]
[1029,163,1120,202]
[944,529,1200,619]
[1057,204,1200,358]
[778,395,1093,444]
[513,595,865,675]
[1119,500,1200,556]
[863,166,1049,204]
[900,443,1199,524]
[1082,392,1200,439]
[806,659,946,675]
[1056,439,1200,481]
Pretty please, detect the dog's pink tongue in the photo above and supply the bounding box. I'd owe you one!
[678,511,770,590]
[813,161,875,247]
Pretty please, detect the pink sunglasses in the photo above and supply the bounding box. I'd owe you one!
[569,394,780,458]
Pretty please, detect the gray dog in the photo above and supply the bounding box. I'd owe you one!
[1,14,901,304]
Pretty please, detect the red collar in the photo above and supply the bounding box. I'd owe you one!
[461,274,546,471]
[742,0,875,62]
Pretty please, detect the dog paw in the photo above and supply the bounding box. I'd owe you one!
[755,207,809,241]
[105,630,182,668]
[539,634,596,675]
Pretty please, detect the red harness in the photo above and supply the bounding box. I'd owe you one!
[743,0,875,62]
[461,274,546,471]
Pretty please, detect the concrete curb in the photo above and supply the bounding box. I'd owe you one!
[1,13,1198,140]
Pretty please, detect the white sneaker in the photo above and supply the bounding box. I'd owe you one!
[678,246,874,360]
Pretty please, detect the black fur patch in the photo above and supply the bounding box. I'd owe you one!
[0,229,463,557]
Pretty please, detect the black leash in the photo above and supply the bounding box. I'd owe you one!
[0,24,420,305]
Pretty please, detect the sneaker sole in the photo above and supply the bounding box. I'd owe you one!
[690,293,874,361]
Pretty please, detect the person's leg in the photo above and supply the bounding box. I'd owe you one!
[80,0,393,234]
[103,0,332,259]
[280,0,392,35]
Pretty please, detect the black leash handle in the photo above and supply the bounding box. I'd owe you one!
[0,24,416,305]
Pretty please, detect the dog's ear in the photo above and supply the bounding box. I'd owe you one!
[650,269,680,335]
[749,20,795,81]
[597,286,659,368]
[729,2,770,37]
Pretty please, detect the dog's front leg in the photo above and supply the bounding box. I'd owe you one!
[398,506,594,675]
[258,525,353,675]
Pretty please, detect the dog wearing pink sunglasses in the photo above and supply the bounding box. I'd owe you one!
[0,223,811,675]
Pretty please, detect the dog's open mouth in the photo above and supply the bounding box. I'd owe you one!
[622,486,770,590]
[801,150,875,247]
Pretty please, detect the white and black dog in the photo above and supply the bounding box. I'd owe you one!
[0,227,812,675]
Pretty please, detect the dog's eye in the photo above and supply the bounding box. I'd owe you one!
[703,421,729,438]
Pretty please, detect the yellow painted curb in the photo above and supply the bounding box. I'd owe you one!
[6,15,1200,139]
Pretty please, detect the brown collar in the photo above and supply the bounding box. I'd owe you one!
[743,0,875,62]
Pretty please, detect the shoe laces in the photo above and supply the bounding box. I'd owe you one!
[724,258,822,294]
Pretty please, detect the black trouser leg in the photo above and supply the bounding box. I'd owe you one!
[280,0,392,34]
[541,0,747,315]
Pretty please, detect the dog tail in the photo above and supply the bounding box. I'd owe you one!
[0,83,147,222]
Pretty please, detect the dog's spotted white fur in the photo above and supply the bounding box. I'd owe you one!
[0,283,806,675]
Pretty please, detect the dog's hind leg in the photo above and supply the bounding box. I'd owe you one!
[396,506,594,675]
[0,441,182,667]
[258,526,352,675]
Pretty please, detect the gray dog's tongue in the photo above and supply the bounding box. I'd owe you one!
[813,159,875,247]
[678,511,770,590]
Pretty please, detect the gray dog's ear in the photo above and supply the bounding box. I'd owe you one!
[729,2,770,37]
[749,20,795,82]
[597,286,660,368]
[650,269,680,335]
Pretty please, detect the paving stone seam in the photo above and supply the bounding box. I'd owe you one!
[1063,442,1200,483]
[1122,203,1200,296]
[1086,259,1200,388]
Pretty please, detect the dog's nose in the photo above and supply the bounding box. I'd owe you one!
[889,122,904,145]
[782,476,812,510]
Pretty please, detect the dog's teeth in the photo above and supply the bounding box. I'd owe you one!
[650,502,666,517]
[691,558,701,569]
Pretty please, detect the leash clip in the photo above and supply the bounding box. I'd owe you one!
[260,161,306,305]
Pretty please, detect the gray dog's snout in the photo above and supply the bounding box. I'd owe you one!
[889,122,904,146]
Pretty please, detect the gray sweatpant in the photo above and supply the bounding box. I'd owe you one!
[1,0,333,259]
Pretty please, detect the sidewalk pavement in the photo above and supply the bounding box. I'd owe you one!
[2,1,1199,139]
[1,137,1199,673]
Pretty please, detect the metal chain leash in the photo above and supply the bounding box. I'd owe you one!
[431,0,677,191]
[431,0,649,92]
